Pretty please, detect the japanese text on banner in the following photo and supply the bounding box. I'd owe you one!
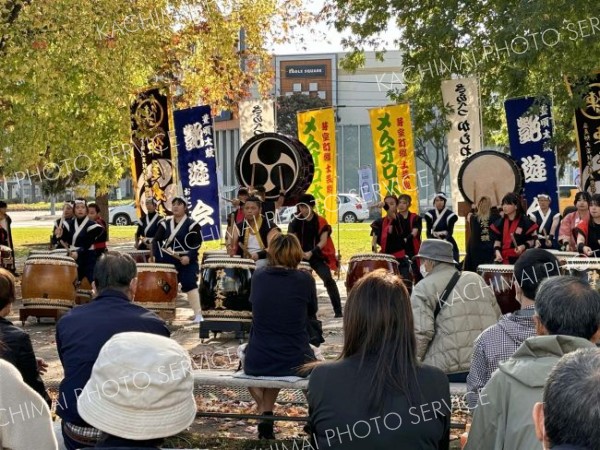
[368,104,418,208]
[297,108,337,224]
[174,106,221,241]
[505,96,558,215]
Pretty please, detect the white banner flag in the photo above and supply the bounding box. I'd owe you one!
[441,78,483,212]
[239,99,275,145]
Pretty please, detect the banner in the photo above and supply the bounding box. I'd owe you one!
[357,166,375,203]
[239,99,275,145]
[297,108,337,225]
[505,96,558,215]
[368,104,418,208]
[173,105,221,241]
[566,73,600,193]
[130,87,175,216]
[441,78,483,211]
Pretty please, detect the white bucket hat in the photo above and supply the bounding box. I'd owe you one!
[77,332,196,440]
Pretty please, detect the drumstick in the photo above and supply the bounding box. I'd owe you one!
[221,197,236,203]
[511,233,519,249]
[162,248,182,261]
[251,164,256,188]
[473,181,477,206]
[492,182,500,207]
[278,165,284,192]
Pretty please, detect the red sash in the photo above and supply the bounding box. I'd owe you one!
[318,215,338,270]
[501,217,521,264]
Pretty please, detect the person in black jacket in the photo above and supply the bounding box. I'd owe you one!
[307,269,451,450]
[0,268,51,406]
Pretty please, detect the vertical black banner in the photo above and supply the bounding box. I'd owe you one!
[569,73,600,193]
[130,87,175,216]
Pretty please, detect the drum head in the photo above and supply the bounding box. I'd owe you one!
[458,151,523,205]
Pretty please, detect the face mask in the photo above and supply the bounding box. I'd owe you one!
[420,264,429,278]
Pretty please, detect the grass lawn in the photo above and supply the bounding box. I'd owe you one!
[12,223,467,262]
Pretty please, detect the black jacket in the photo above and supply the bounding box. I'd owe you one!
[0,316,51,406]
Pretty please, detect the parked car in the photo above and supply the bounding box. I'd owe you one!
[109,202,138,226]
[338,193,369,223]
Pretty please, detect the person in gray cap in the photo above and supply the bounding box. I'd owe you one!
[411,239,501,381]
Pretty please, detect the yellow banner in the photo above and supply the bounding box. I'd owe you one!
[369,104,418,207]
[297,108,338,225]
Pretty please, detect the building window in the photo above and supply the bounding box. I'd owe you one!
[309,82,318,91]
[293,83,302,92]
[317,91,326,99]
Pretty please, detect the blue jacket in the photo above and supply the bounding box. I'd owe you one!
[55,289,170,425]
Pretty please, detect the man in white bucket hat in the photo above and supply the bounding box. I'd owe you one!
[77,332,197,449]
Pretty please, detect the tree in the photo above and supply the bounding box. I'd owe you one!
[322,0,600,168]
[276,93,330,136]
[0,0,315,201]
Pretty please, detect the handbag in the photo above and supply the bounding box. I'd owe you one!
[307,318,325,347]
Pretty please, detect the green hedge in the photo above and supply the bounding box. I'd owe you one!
[5,199,133,211]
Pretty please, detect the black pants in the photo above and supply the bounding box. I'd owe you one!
[309,257,342,314]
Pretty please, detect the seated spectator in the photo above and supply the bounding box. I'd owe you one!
[0,358,57,450]
[533,348,600,450]
[77,332,196,449]
[308,269,450,450]
[411,239,501,381]
[465,276,600,450]
[243,234,317,439]
[56,252,170,450]
[466,249,560,408]
[0,268,51,406]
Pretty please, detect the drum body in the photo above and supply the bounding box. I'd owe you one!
[477,264,520,314]
[546,250,580,266]
[200,257,255,321]
[458,151,523,205]
[235,132,314,205]
[201,250,228,265]
[563,258,600,288]
[298,261,312,272]
[346,253,401,292]
[20,255,77,323]
[122,249,150,264]
[133,263,178,320]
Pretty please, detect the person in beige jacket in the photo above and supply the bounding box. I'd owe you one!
[0,359,57,450]
[411,239,501,381]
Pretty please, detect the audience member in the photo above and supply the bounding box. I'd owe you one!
[0,268,51,406]
[77,332,196,449]
[56,252,170,450]
[308,269,450,450]
[243,234,317,439]
[466,249,560,407]
[411,239,501,381]
[465,276,600,450]
[533,348,600,450]
[0,358,57,450]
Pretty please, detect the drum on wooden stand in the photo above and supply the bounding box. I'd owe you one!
[0,245,13,270]
[133,263,178,321]
[122,249,151,264]
[199,257,256,340]
[20,255,77,324]
[562,258,600,288]
[477,264,520,314]
[346,253,409,293]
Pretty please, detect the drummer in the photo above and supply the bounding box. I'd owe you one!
[370,195,412,280]
[135,197,163,250]
[225,187,249,250]
[51,201,74,250]
[397,194,423,279]
[559,191,590,251]
[424,192,459,263]
[66,199,105,283]
[528,193,560,250]
[229,196,280,269]
[575,193,600,257]
[151,197,203,323]
[490,193,538,264]
[0,201,15,273]
[88,203,108,256]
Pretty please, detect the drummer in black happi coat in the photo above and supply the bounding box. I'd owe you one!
[135,197,163,250]
[528,193,560,250]
[424,192,459,263]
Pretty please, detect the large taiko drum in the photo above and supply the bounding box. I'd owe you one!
[133,263,178,321]
[235,132,314,205]
[562,258,600,288]
[28,249,70,258]
[201,250,228,265]
[346,253,404,292]
[458,151,523,206]
[20,255,77,324]
[122,249,151,264]
[546,250,580,266]
[477,264,520,314]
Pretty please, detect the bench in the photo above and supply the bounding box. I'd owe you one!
[193,370,469,428]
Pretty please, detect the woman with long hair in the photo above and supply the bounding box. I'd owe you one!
[243,233,317,440]
[307,270,450,450]
[490,192,538,264]
[559,191,591,251]
[463,196,500,271]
